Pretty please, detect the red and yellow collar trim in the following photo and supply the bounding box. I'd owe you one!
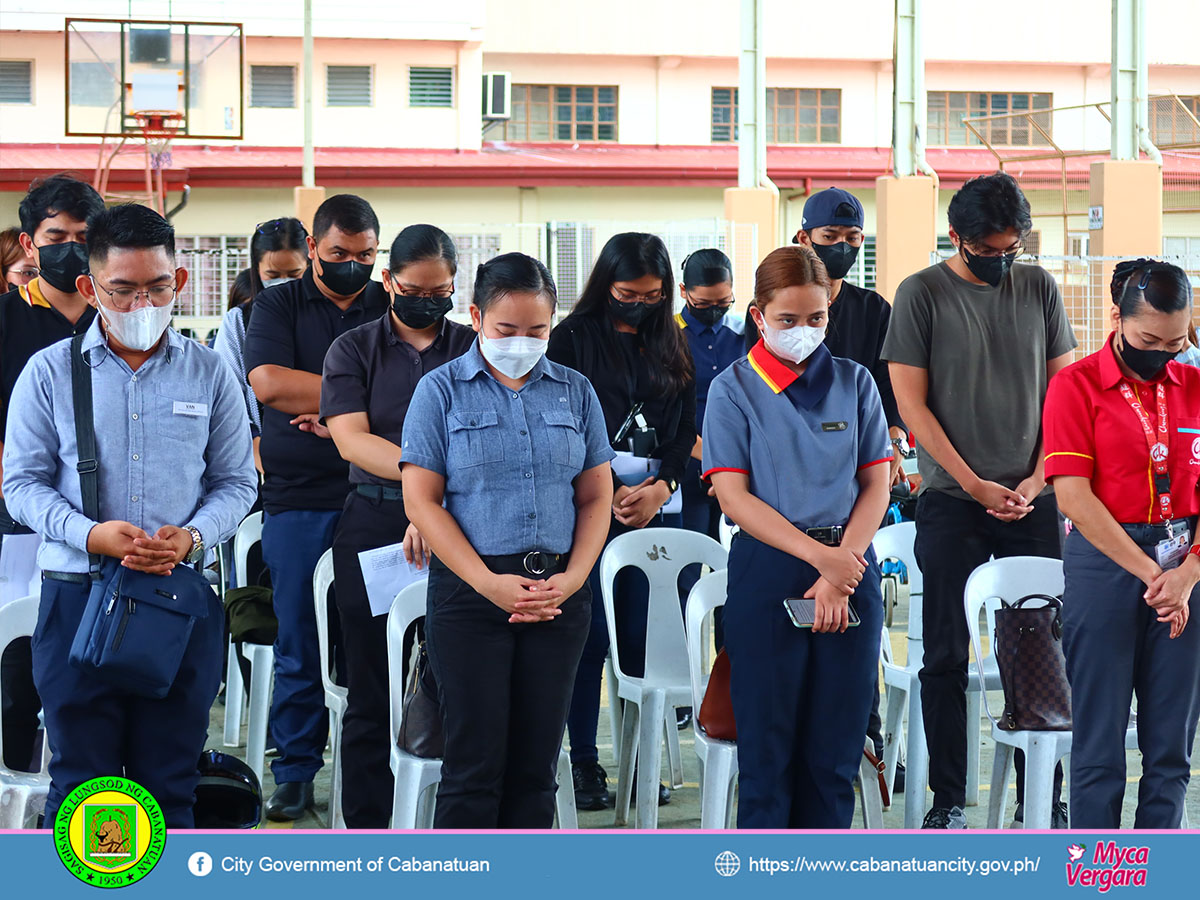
[747,337,799,394]
[18,277,50,309]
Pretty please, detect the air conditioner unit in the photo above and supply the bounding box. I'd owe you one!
[482,72,511,119]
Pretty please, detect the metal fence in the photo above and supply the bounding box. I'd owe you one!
[933,252,1200,356]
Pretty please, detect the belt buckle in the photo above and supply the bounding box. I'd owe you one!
[523,551,548,576]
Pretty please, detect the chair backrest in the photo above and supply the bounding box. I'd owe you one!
[717,518,738,552]
[233,511,264,590]
[964,556,1065,727]
[600,527,727,688]
[684,569,727,716]
[312,548,337,695]
[871,521,922,640]
[386,579,429,747]
[0,595,38,769]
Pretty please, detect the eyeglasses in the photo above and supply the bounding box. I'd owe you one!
[612,286,665,304]
[395,287,455,301]
[964,240,1024,260]
[5,267,38,280]
[684,291,734,309]
[90,276,177,312]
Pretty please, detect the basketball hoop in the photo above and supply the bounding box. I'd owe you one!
[133,111,184,172]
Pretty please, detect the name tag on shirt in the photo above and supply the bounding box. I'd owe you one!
[1155,530,1189,570]
[173,401,208,417]
[821,421,848,432]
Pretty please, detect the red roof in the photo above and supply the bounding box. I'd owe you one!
[1,142,1194,191]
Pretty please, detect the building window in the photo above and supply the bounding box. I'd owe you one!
[326,65,372,107]
[927,92,1052,146]
[503,85,617,142]
[250,65,296,109]
[767,88,841,144]
[712,87,738,142]
[1151,95,1200,146]
[0,60,32,104]
[445,233,503,310]
[409,67,454,107]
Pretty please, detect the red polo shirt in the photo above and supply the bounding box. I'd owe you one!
[1043,334,1200,524]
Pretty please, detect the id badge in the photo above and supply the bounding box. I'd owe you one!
[1155,529,1190,570]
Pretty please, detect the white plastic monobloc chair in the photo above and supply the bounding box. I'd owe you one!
[313,549,347,828]
[0,595,49,829]
[603,528,727,828]
[220,512,275,787]
[684,569,737,829]
[387,579,439,829]
[965,556,1072,830]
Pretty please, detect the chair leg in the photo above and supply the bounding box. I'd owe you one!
[605,656,622,769]
[329,710,344,829]
[902,685,928,829]
[245,648,274,787]
[987,742,1015,829]
[966,690,981,807]
[222,642,244,747]
[614,701,638,827]
[1021,738,1057,830]
[665,712,684,790]
[882,682,906,803]
[416,782,438,830]
[635,691,666,829]
[700,749,735,830]
[554,749,578,830]
[859,739,884,829]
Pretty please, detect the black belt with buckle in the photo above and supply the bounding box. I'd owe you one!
[479,551,567,577]
[355,483,404,501]
[804,526,844,547]
[42,570,90,585]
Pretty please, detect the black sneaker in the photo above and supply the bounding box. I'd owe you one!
[1011,802,1024,828]
[922,806,967,829]
[572,761,612,811]
[1052,801,1069,829]
[676,707,693,730]
[630,775,671,806]
[893,763,906,794]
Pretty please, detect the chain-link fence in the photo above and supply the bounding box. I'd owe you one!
[933,252,1200,356]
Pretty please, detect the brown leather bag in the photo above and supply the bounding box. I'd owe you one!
[398,642,444,758]
[697,649,737,742]
[993,594,1072,732]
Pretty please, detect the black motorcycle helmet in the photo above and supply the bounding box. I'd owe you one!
[194,750,262,828]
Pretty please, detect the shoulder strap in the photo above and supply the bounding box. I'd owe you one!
[70,334,101,575]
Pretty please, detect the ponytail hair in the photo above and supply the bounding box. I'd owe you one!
[1110,258,1192,317]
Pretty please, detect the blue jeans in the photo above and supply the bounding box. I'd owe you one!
[263,508,341,783]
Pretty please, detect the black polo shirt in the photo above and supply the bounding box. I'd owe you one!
[244,269,388,513]
[320,312,476,486]
[0,280,96,443]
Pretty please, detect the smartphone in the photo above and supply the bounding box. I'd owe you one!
[783,596,861,629]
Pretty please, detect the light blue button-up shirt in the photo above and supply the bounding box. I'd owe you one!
[2,318,258,573]
[401,341,614,555]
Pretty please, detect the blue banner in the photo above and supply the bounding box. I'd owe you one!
[0,829,1194,898]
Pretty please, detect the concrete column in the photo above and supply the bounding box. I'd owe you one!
[724,185,778,312]
[293,186,327,233]
[456,42,484,152]
[874,174,937,301]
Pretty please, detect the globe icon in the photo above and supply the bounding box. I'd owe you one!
[714,850,741,877]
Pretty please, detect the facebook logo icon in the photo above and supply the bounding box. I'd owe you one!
[188,852,213,877]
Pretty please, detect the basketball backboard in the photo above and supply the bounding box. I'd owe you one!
[65,18,244,140]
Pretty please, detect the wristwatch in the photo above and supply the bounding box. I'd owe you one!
[183,525,205,564]
[658,477,679,494]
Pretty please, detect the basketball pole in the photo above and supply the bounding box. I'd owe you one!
[295,0,325,229]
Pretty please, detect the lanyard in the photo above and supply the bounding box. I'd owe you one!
[1117,380,1174,529]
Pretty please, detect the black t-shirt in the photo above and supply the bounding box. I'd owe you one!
[547,313,697,486]
[243,270,389,513]
[0,282,96,442]
[744,280,903,430]
[320,313,476,486]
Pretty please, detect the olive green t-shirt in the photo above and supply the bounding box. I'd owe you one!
[880,261,1078,501]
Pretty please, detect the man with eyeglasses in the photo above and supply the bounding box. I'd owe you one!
[882,171,1077,829]
[244,194,388,821]
[0,175,104,777]
[2,203,256,826]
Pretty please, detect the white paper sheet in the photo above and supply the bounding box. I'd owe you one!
[357,542,427,617]
[611,452,682,516]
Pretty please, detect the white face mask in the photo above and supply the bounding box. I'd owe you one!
[261,276,297,289]
[478,331,548,379]
[99,300,175,352]
[762,322,826,364]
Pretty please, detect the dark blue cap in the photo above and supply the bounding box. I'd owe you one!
[801,187,864,231]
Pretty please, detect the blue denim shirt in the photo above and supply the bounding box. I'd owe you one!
[2,318,258,573]
[401,341,614,555]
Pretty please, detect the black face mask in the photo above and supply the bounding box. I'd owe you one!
[317,257,373,296]
[811,241,859,281]
[961,245,1016,288]
[1117,329,1179,381]
[393,293,453,330]
[36,242,89,293]
[686,302,730,327]
[609,293,652,328]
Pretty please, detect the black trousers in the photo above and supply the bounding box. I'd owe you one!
[914,490,1064,811]
[330,489,415,828]
[426,555,591,829]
